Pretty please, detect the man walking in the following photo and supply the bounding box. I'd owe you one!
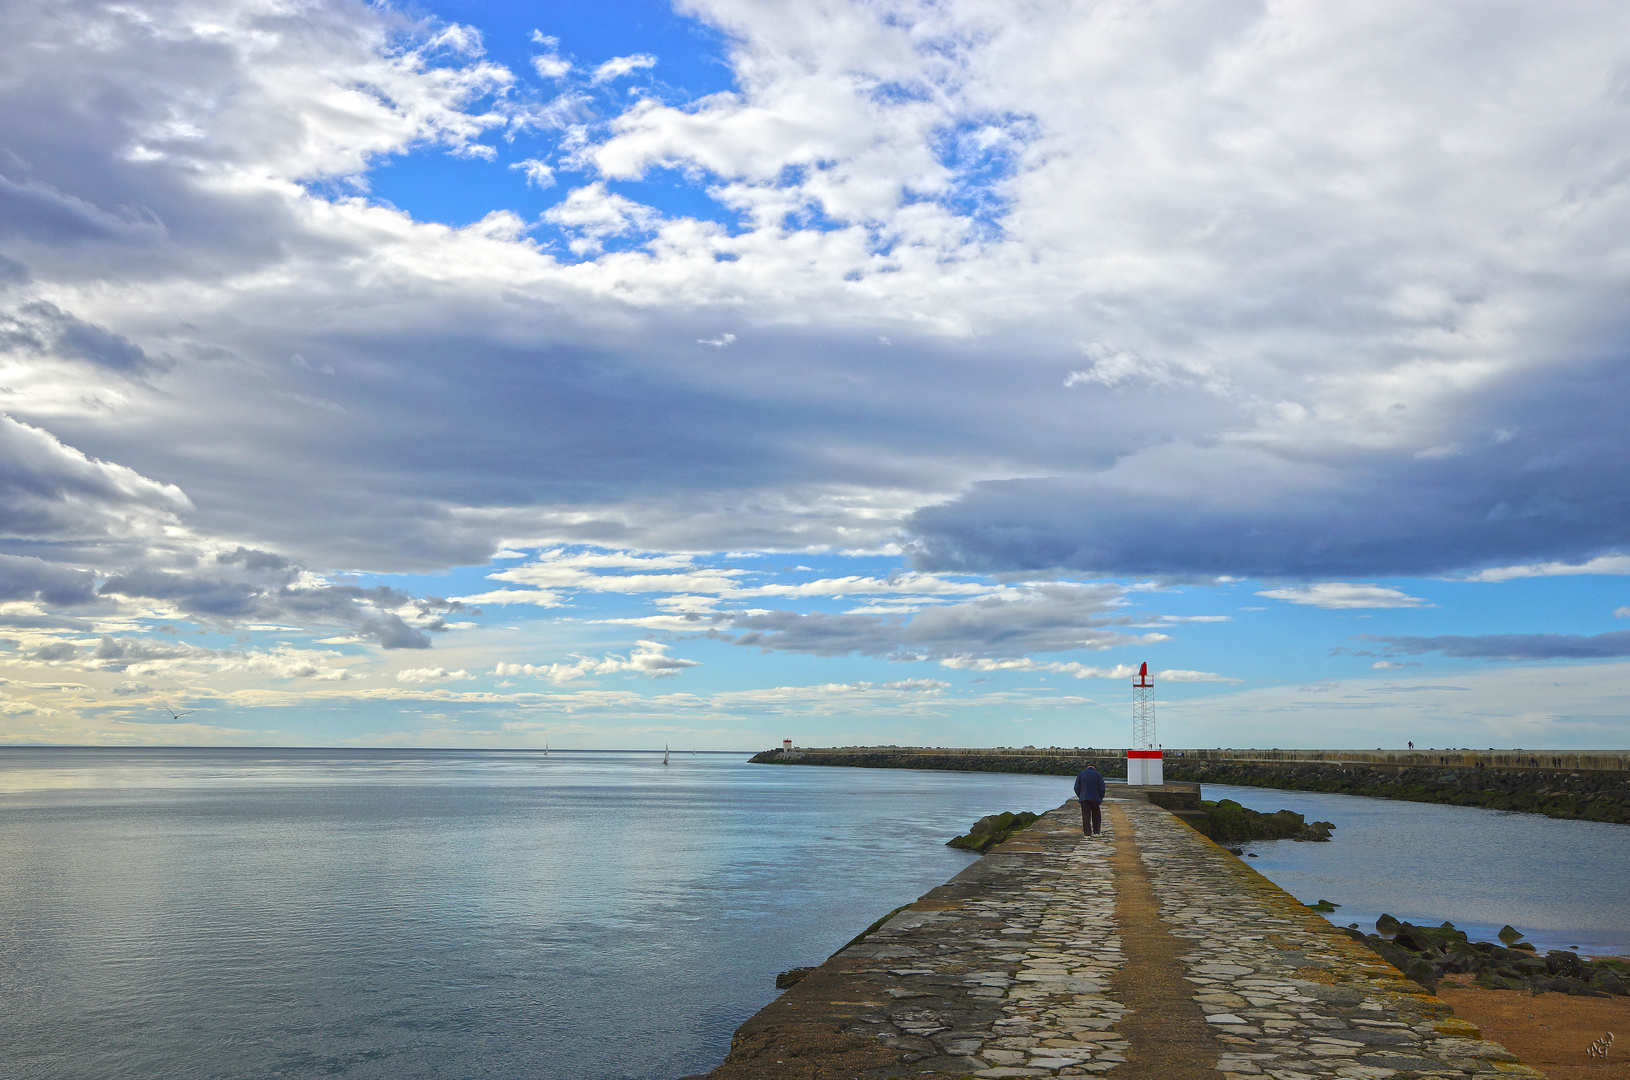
[1074,763,1106,837]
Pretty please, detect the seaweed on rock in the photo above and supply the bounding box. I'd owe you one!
[1199,798,1335,842]
[946,810,1040,853]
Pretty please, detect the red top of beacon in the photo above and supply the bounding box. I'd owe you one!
[1134,662,1152,687]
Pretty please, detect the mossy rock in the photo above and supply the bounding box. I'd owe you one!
[947,810,1040,853]
[1200,799,1335,842]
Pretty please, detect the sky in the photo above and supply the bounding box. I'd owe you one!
[3,0,1630,751]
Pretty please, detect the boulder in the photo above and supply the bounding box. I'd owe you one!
[1434,943,1484,974]
[1200,799,1337,842]
[1402,957,1440,992]
[1533,975,1610,997]
[1475,970,1527,992]
[1589,968,1628,995]
[946,810,1040,853]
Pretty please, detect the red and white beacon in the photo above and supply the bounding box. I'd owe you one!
[1128,662,1163,786]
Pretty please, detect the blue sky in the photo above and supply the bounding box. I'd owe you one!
[3,0,1630,750]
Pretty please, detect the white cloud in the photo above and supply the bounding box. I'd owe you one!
[65,637,357,681]
[395,667,475,683]
[494,640,699,684]
[591,54,657,83]
[486,549,745,595]
[509,159,556,188]
[741,573,993,599]
[1465,555,1630,583]
[937,657,1238,683]
[541,181,663,253]
[1257,584,1427,609]
[532,54,572,80]
[813,678,948,694]
[698,333,736,347]
[450,589,565,607]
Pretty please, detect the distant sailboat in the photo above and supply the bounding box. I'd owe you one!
[544,743,549,756]
[663,744,670,765]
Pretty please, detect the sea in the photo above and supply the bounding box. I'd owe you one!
[0,748,1625,1080]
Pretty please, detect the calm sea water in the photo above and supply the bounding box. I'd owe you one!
[1211,782,1630,956]
[0,748,1073,1080]
[1,750,1625,1080]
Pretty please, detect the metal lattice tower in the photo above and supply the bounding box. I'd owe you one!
[1132,663,1155,750]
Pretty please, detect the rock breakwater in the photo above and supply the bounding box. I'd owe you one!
[1162,758,1630,825]
[1347,917,1630,998]
[751,747,1126,779]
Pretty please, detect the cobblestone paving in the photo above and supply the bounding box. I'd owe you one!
[704,798,1545,1080]
[1124,799,1545,1080]
[842,809,1130,1077]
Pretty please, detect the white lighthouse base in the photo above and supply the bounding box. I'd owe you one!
[1127,750,1164,787]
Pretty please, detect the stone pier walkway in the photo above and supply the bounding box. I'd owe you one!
[702,794,1546,1080]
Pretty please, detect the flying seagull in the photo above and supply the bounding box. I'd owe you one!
[161,704,194,721]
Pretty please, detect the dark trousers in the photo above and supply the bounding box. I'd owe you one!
[1080,800,1101,835]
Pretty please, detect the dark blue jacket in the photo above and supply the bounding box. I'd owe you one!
[1074,767,1106,803]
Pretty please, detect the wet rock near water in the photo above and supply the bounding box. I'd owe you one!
[1194,798,1335,843]
[948,810,1042,853]
[776,966,815,989]
[1345,916,1630,997]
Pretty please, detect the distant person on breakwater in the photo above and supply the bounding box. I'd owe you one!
[1074,765,1106,837]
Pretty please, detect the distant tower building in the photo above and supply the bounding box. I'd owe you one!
[1128,663,1163,786]
[782,739,793,753]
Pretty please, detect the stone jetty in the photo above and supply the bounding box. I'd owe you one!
[701,791,1543,1080]
[753,746,1630,826]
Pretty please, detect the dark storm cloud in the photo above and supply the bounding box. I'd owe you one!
[0,412,188,548]
[1373,631,1630,660]
[0,554,98,606]
[0,174,167,246]
[0,301,151,371]
[98,569,469,649]
[909,343,1630,579]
